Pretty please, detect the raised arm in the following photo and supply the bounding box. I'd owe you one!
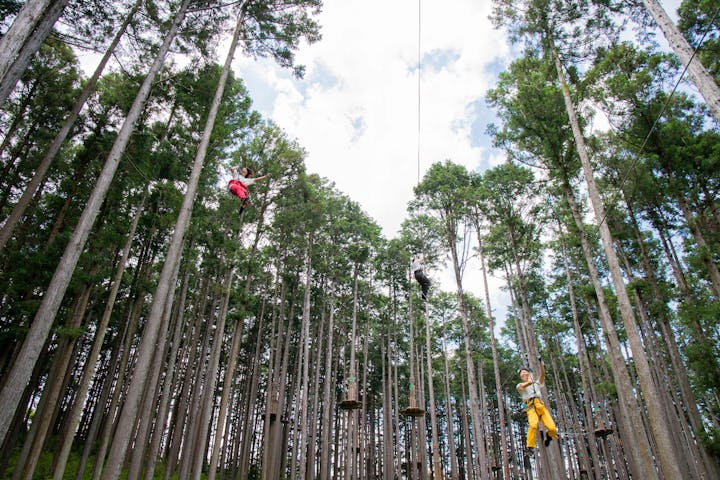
[537,361,546,384]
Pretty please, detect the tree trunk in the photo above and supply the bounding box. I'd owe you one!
[422,302,442,479]
[15,276,95,480]
[162,278,209,480]
[127,256,183,480]
[297,240,314,480]
[556,227,603,480]
[0,0,63,102]
[441,314,459,480]
[306,300,325,480]
[0,0,68,104]
[142,267,190,480]
[178,285,218,480]
[445,222,489,480]
[52,191,145,479]
[189,268,233,480]
[475,228,510,479]
[381,339,393,480]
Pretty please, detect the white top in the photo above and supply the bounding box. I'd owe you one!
[411,258,424,272]
[517,381,543,402]
[234,174,256,186]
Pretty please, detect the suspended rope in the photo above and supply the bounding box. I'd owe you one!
[595,3,720,229]
[417,0,421,185]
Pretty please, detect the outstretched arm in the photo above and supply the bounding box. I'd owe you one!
[254,173,270,182]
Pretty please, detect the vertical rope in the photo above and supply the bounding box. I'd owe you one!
[417,0,421,185]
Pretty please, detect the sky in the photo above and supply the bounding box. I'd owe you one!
[234,0,509,238]
[228,0,686,330]
[232,0,515,325]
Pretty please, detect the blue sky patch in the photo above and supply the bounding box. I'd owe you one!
[308,61,340,90]
[349,114,367,142]
[421,48,460,73]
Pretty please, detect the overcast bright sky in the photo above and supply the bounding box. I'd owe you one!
[234,0,509,238]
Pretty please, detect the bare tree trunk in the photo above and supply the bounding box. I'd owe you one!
[261,271,284,480]
[320,296,336,480]
[189,268,233,480]
[269,292,295,480]
[344,267,361,480]
[52,192,146,479]
[360,323,370,480]
[162,278,209,480]
[475,230,510,479]
[178,288,218,480]
[207,296,243,480]
[381,339,393,480]
[422,302,442,479]
[441,314,459,480]
[0,0,191,447]
[445,225,489,479]
[458,375,474,480]
[556,228,603,480]
[624,194,720,478]
[297,240,314,480]
[142,268,191,480]
[0,0,63,102]
[127,256,183,480]
[0,0,68,104]
[89,294,146,480]
[306,302,325,480]
[14,278,95,480]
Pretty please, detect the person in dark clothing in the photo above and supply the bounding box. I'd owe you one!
[411,256,430,301]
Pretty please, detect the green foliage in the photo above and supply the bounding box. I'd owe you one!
[678,0,720,81]
[241,0,323,77]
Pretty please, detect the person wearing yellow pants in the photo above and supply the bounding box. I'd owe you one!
[517,360,559,455]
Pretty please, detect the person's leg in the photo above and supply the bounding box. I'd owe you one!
[537,401,559,444]
[238,198,248,216]
[526,403,539,448]
[228,181,249,216]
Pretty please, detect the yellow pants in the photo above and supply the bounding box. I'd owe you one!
[525,398,559,448]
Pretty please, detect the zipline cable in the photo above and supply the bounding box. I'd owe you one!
[595,4,720,229]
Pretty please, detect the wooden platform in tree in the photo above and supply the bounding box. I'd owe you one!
[594,427,614,437]
[339,398,363,410]
[400,406,425,417]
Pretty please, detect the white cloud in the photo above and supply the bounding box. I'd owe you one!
[234,0,511,237]
[231,0,514,323]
